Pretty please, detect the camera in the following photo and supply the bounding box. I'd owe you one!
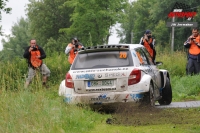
[31,46,37,51]
[73,42,79,53]
[75,42,79,48]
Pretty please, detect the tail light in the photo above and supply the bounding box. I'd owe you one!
[65,72,74,88]
[128,69,141,85]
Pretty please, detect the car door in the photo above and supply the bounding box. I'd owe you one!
[141,47,161,96]
[134,48,154,78]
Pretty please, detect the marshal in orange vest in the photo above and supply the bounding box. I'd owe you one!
[30,46,42,68]
[67,43,82,64]
[188,35,200,55]
[143,38,154,58]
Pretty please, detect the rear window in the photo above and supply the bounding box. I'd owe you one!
[71,51,133,70]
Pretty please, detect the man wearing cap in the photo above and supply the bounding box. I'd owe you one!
[139,30,156,63]
[65,37,83,65]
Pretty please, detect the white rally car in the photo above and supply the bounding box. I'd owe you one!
[59,44,172,106]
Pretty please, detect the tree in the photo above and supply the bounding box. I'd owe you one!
[60,0,128,45]
[0,17,31,61]
[0,0,12,35]
[118,0,200,51]
[117,1,136,43]
[153,20,169,48]
[26,0,73,48]
[118,0,157,44]
[150,0,200,50]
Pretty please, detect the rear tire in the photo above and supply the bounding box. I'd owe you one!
[158,77,172,105]
[142,82,155,106]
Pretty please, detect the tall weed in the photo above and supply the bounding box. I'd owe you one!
[0,52,70,92]
[156,45,188,76]
[0,91,108,133]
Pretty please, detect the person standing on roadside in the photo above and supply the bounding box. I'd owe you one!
[65,37,83,66]
[184,28,200,75]
[23,39,51,88]
[139,30,156,64]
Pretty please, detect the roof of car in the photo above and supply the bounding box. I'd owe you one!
[108,44,143,49]
[78,44,143,54]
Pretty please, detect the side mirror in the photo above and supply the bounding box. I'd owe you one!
[155,61,163,66]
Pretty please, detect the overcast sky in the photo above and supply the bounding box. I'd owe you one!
[0,0,120,51]
[0,0,29,50]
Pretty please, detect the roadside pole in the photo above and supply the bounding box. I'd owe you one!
[131,31,133,44]
[171,16,175,53]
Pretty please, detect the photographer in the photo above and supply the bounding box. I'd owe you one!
[184,28,200,75]
[23,39,50,88]
[65,37,84,65]
[139,30,156,64]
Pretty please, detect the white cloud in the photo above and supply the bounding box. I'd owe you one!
[0,0,29,51]
[108,23,121,44]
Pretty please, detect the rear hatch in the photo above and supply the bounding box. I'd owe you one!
[71,67,133,93]
[69,48,134,94]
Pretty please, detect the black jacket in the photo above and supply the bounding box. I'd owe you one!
[23,45,46,68]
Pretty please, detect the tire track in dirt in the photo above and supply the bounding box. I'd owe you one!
[104,101,200,126]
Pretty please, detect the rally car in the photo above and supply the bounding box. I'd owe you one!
[59,44,172,107]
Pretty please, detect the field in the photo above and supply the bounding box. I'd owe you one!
[1,47,200,133]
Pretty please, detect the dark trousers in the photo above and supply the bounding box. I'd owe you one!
[187,58,200,75]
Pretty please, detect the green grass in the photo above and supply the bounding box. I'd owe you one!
[1,50,200,132]
[172,75,200,101]
[0,90,109,133]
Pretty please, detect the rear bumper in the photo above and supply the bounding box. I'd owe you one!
[59,80,147,105]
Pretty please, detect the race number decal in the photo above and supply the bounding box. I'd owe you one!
[136,52,144,64]
[119,52,127,59]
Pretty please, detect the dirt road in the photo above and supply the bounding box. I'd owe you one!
[156,101,200,108]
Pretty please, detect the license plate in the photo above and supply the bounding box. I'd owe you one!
[88,80,114,87]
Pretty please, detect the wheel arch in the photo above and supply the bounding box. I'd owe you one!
[159,69,170,88]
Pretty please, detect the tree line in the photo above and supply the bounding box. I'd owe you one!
[0,0,200,61]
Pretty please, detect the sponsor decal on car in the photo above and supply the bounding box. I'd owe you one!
[97,74,102,78]
[132,52,136,57]
[86,88,116,92]
[143,66,153,73]
[164,71,167,75]
[90,93,110,101]
[123,94,130,102]
[76,74,95,80]
[130,94,143,102]
[72,68,129,73]
[64,94,72,103]
[105,72,127,77]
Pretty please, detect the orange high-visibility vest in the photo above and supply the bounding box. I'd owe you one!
[189,35,200,55]
[68,43,82,64]
[30,46,42,68]
[143,38,154,57]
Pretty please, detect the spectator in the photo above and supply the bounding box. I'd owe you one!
[65,37,84,66]
[23,39,50,88]
[184,28,200,75]
[139,30,156,63]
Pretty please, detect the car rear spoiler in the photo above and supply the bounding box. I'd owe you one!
[78,45,130,53]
